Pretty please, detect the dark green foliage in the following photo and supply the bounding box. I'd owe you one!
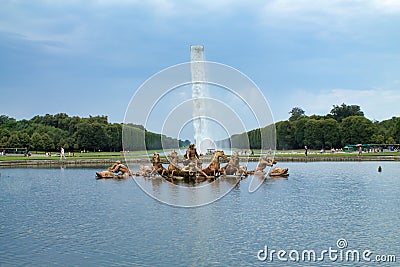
[179,139,191,148]
[289,107,306,122]
[0,115,16,125]
[74,122,104,152]
[340,116,374,145]
[123,126,145,151]
[395,118,400,143]
[218,103,398,150]
[304,119,324,148]
[41,133,55,152]
[30,132,44,152]
[1,105,398,152]
[276,121,295,150]
[0,113,183,152]
[292,118,307,148]
[144,131,161,150]
[329,103,364,122]
[377,117,400,144]
[230,133,250,149]
[247,128,261,149]
[106,124,123,152]
[321,118,340,148]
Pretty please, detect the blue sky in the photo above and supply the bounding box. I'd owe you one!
[1,0,400,129]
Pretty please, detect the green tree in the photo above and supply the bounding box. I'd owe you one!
[0,128,11,139]
[73,143,79,151]
[54,113,70,131]
[230,132,250,149]
[386,137,395,144]
[91,123,109,151]
[393,118,400,143]
[68,116,81,135]
[0,136,9,147]
[30,132,44,152]
[145,131,161,150]
[289,107,306,122]
[74,122,109,151]
[179,139,191,148]
[247,128,261,149]
[369,117,400,144]
[370,134,385,144]
[8,134,20,147]
[330,103,364,122]
[18,132,31,148]
[304,119,323,148]
[106,124,122,152]
[74,123,93,151]
[320,118,340,148]
[122,125,146,151]
[260,124,276,150]
[58,138,70,150]
[292,118,308,148]
[42,133,55,152]
[340,116,374,145]
[276,121,295,149]
[0,115,15,125]
[86,115,108,124]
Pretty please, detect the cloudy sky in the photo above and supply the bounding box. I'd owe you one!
[1,0,399,129]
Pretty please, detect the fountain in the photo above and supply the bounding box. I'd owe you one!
[190,45,214,154]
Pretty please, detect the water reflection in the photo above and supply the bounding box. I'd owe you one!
[1,162,399,266]
[131,166,273,207]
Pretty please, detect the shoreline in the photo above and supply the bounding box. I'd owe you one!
[1,155,399,168]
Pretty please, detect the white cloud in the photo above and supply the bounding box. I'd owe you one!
[262,0,400,17]
[372,0,400,13]
[86,0,400,16]
[259,0,400,37]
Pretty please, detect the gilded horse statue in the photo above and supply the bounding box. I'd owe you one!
[268,167,289,177]
[202,150,227,177]
[167,150,184,177]
[220,151,244,175]
[134,165,153,176]
[96,160,132,179]
[248,156,277,174]
[168,150,209,180]
[150,152,168,177]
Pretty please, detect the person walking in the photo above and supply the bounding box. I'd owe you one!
[60,147,66,160]
[304,146,308,156]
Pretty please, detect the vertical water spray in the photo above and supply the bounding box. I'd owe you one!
[190,45,210,154]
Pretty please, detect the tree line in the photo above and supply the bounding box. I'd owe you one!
[0,113,189,152]
[221,103,400,150]
[1,104,398,153]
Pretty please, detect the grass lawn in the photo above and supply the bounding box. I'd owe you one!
[240,149,399,158]
[0,149,176,161]
[0,149,398,161]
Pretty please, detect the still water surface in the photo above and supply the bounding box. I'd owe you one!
[0,162,399,266]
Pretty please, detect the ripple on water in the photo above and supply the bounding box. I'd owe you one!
[0,162,399,266]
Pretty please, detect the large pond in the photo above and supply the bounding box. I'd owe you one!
[1,162,399,266]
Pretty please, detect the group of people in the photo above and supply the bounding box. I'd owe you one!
[319,148,344,154]
[237,150,254,156]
